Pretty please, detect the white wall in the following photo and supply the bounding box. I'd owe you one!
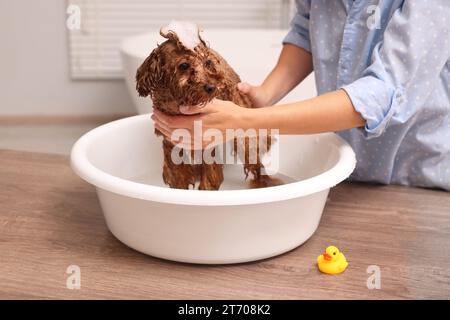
[0,0,135,116]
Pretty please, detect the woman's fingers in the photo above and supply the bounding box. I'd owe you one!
[152,109,200,130]
[180,99,222,115]
[152,109,183,128]
[179,104,206,115]
[237,82,252,94]
[153,115,201,149]
[237,82,268,108]
[151,114,170,133]
[152,110,173,127]
[154,122,173,139]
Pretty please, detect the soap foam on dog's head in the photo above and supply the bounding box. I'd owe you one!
[160,21,201,50]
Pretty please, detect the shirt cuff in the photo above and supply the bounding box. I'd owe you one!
[341,76,404,139]
[282,26,311,53]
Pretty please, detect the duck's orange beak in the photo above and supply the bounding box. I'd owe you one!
[323,252,332,261]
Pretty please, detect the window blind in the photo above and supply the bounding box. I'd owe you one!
[67,0,294,79]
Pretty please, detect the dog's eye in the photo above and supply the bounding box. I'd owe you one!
[178,62,190,71]
[205,59,213,67]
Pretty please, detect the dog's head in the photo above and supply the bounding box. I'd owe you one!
[136,24,234,113]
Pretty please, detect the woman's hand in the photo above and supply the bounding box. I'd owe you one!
[237,82,271,108]
[151,99,253,150]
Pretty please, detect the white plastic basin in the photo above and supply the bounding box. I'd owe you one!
[120,29,317,114]
[71,115,356,264]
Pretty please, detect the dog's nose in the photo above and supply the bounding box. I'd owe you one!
[204,84,216,94]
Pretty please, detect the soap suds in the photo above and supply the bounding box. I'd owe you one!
[161,21,201,50]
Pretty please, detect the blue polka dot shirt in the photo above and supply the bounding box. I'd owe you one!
[284,0,450,190]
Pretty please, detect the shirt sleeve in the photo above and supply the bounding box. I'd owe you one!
[282,0,312,52]
[341,1,450,138]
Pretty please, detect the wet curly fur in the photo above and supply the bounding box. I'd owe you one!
[136,28,273,190]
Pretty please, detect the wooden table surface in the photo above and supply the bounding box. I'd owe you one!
[1,149,449,299]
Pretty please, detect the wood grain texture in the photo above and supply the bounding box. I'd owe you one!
[0,149,449,299]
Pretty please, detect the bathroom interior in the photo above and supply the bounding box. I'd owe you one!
[1,0,449,300]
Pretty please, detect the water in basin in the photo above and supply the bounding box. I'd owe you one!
[129,164,297,190]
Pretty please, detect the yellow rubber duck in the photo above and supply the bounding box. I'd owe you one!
[317,246,348,275]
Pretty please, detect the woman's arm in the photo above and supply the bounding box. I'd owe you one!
[252,89,365,134]
[152,89,365,149]
[238,44,313,107]
[235,45,363,134]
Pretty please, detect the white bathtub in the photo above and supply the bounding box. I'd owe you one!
[71,115,355,264]
[120,29,317,114]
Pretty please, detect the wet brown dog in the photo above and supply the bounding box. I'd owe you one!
[136,26,271,190]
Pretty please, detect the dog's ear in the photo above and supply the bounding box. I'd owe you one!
[135,47,165,97]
